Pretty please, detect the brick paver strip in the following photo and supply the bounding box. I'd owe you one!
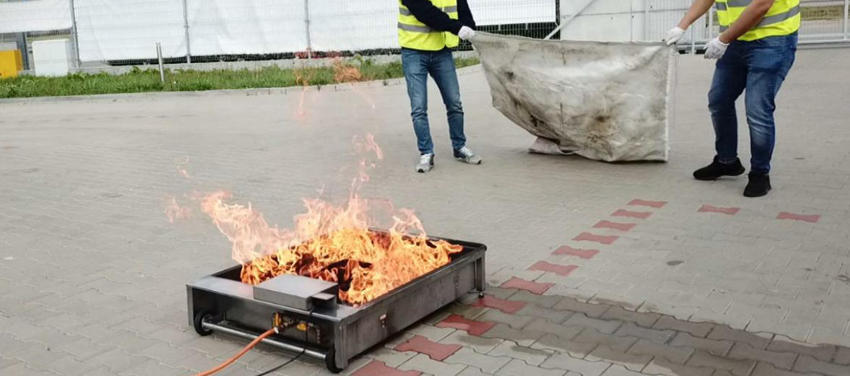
[593,220,637,232]
[528,261,579,276]
[394,335,462,361]
[611,209,653,219]
[470,295,526,314]
[628,199,667,208]
[698,204,740,215]
[352,360,421,376]
[573,232,619,245]
[777,212,821,223]
[552,245,600,259]
[499,277,553,295]
[435,314,495,336]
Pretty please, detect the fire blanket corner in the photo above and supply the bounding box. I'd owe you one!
[471,32,677,162]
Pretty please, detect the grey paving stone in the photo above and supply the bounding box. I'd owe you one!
[497,359,566,376]
[572,328,637,353]
[670,332,734,356]
[627,339,693,365]
[531,333,597,357]
[752,361,819,376]
[516,303,573,323]
[480,323,542,346]
[457,366,495,376]
[614,323,675,344]
[507,291,564,309]
[407,324,457,342]
[587,345,652,372]
[475,310,535,330]
[793,354,850,376]
[834,346,850,365]
[600,364,643,376]
[767,337,836,362]
[369,348,417,368]
[553,299,610,318]
[444,347,511,374]
[440,331,503,354]
[399,354,466,376]
[727,342,797,370]
[600,306,661,328]
[652,316,715,338]
[487,341,551,366]
[642,359,714,376]
[524,318,583,340]
[563,314,623,335]
[540,353,611,376]
[686,351,756,376]
[707,325,772,350]
[0,363,54,376]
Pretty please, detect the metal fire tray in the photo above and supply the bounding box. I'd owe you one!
[186,235,486,372]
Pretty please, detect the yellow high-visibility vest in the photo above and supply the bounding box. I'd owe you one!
[398,0,460,51]
[715,0,800,41]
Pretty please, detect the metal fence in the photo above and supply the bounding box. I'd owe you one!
[2,0,849,73]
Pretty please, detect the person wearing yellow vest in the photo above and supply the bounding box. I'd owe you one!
[399,0,481,173]
[666,0,799,197]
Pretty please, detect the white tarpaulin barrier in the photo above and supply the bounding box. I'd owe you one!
[309,0,396,52]
[0,0,71,34]
[468,0,556,26]
[187,0,307,56]
[472,33,675,162]
[74,0,187,61]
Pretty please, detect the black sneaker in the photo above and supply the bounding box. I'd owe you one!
[693,156,746,181]
[744,173,771,197]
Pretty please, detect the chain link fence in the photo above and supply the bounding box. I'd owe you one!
[2,0,849,74]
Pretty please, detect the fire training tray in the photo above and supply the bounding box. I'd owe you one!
[186,235,486,373]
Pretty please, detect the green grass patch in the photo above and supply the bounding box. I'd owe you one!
[0,57,480,99]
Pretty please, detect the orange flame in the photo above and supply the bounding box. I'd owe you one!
[199,134,461,305]
[165,196,192,223]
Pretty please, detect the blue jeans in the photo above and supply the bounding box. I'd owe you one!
[708,33,797,174]
[402,48,466,155]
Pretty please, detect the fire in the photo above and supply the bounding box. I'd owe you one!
[165,196,192,223]
[198,134,462,305]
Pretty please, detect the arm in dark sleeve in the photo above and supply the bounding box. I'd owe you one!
[458,0,476,29]
[401,0,464,34]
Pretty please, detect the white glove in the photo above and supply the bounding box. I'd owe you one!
[664,27,685,45]
[458,26,475,41]
[704,37,729,59]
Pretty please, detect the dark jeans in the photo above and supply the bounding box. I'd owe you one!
[708,33,797,174]
[401,48,466,155]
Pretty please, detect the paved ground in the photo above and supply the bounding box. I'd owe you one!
[1,47,849,376]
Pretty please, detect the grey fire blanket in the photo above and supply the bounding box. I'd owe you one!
[471,32,676,162]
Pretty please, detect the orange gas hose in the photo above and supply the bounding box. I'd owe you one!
[194,328,277,376]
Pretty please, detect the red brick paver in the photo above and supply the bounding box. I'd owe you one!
[471,295,527,314]
[573,232,619,245]
[612,209,653,219]
[353,360,421,376]
[628,199,668,208]
[529,261,579,276]
[436,314,496,336]
[777,212,820,223]
[553,245,600,259]
[698,205,740,215]
[394,335,462,361]
[593,220,637,232]
[500,277,554,295]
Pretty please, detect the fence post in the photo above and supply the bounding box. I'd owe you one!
[304,0,313,58]
[182,0,191,63]
[841,0,850,40]
[68,0,81,68]
[16,33,30,71]
[643,0,649,41]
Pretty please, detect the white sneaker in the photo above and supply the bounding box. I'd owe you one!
[453,146,482,165]
[416,153,435,173]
